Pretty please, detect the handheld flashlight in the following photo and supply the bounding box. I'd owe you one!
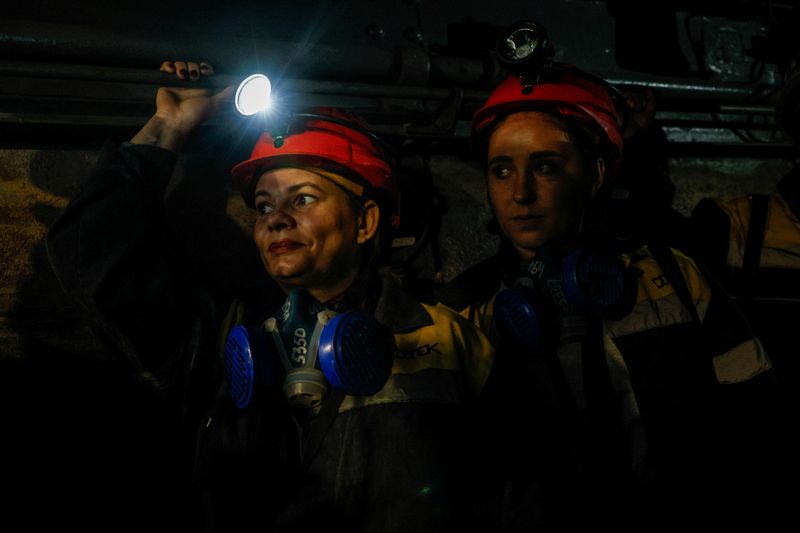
[235,73,272,116]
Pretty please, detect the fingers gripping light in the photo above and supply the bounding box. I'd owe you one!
[235,74,272,116]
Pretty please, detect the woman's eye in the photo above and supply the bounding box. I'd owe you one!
[295,194,317,207]
[534,161,560,175]
[257,203,274,215]
[490,166,513,179]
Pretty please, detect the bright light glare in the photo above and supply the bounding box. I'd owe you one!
[235,74,272,116]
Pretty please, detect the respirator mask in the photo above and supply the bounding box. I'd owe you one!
[224,288,396,409]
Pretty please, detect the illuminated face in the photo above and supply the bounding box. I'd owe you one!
[486,111,604,260]
[252,167,376,299]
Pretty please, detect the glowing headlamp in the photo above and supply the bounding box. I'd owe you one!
[496,20,555,74]
[235,73,272,116]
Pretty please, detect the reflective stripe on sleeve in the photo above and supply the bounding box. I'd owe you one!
[713,337,772,384]
[340,368,466,412]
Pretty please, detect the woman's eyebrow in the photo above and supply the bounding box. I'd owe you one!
[287,182,324,193]
[254,181,324,199]
[488,150,567,167]
[488,155,513,166]
[527,150,566,160]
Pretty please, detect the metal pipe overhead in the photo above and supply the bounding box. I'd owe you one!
[0,60,491,102]
[2,18,785,103]
[0,19,486,86]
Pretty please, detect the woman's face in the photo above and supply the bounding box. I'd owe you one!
[252,167,377,299]
[486,111,604,260]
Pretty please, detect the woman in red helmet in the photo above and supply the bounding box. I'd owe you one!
[438,64,781,526]
[46,62,494,532]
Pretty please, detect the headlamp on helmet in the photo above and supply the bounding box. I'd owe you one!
[496,20,556,79]
[474,20,627,178]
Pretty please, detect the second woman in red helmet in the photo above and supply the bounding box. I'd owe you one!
[437,63,779,527]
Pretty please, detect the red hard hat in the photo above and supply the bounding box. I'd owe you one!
[231,108,398,223]
[472,65,624,178]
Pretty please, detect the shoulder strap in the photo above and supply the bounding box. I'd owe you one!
[647,241,701,325]
[735,193,769,301]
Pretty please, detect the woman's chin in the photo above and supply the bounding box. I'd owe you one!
[508,234,548,256]
[266,262,311,285]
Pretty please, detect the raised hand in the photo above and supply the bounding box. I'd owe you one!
[131,60,234,151]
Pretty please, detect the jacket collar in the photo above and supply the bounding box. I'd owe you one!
[374,274,434,333]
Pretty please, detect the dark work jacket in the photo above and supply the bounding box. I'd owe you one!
[46,142,495,533]
[436,237,786,528]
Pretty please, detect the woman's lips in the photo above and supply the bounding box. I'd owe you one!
[268,240,303,255]
[511,214,544,221]
[509,214,545,228]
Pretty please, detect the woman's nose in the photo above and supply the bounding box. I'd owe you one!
[512,175,536,204]
[266,207,295,230]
